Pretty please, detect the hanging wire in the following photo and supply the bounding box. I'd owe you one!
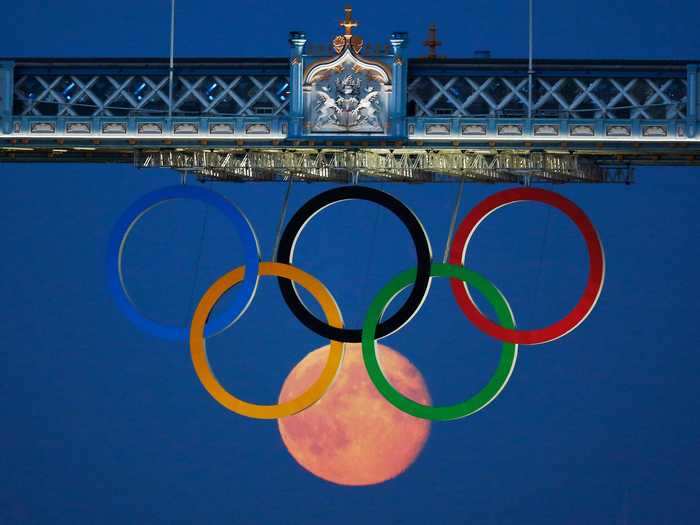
[182,168,205,329]
[358,181,384,318]
[168,0,176,119]
[185,198,210,329]
[442,176,465,263]
[527,0,534,120]
[271,175,294,261]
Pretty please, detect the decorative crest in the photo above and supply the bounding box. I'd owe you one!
[339,5,358,39]
[423,24,442,60]
[333,5,363,54]
[302,5,393,134]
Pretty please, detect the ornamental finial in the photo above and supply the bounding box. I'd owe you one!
[333,5,363,54]
[423,24,442,60]
[339,5,358,40]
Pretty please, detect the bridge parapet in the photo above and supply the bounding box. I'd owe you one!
[0,61,13,134]
[690,64,698,137]
[0,7,698,178]
[3,58,290,140]
[406,59,696,143]
[1,57,698,145]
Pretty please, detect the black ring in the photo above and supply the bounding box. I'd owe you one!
[275,186,433,342]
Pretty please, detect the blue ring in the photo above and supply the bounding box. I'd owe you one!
[107,185,260,342]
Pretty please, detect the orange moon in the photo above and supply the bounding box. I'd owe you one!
[278,343,431,486]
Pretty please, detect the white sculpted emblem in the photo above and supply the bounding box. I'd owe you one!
[313,74,382,132]
[303,6,391,134]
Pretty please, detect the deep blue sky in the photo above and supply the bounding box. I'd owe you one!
[1,1,699,524]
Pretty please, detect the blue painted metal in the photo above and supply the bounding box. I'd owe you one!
[288,32,306,139]
[0,55,698,149]
[0,10,693,184]
[389,32,408,137]
[0,61,14,134]
[688,64,698,138]
[297,33,398,139]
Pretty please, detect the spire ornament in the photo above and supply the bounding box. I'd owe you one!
[302,5,392,134]
[339,5,358,39]
[333,5,363,54]
[423,24,442,60]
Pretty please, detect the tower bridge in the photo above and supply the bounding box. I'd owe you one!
[1,7,698,184]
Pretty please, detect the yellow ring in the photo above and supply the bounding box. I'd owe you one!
[189,262,344,419]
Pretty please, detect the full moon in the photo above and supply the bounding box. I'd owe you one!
[278,343,431,486]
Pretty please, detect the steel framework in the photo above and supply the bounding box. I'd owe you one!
[136,149,630,184]
[13,71,290,118]
[1,40,698,184]
[407,71,687,120]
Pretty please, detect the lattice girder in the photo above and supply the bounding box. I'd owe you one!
[407,74,688,119]
[13,72,290,117]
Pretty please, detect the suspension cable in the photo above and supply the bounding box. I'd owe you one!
[272,174,294,261]
[442,176,465,263]
[185,194,209,329]
[168,0,176,119]
[359,181,384,314]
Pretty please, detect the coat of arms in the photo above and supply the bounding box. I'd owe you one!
[302,6,391,134]
[312,74,382,132]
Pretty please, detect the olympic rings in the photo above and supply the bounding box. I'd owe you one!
[109,184,605,422]
[448,188,605,345]
[275,185,432,343]
[107,185,260,342]
[190,262,344,419]
[362,263,518,421]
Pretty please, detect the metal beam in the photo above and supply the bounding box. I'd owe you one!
[131,149,621,184]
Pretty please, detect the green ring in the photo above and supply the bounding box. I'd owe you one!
[361,263,518,421]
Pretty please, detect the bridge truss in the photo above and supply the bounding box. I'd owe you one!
[136,149,627,184]
[1,43,698,184]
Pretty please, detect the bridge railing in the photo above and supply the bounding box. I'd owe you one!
[1,58,698,142]
[8,59,290,118]
[405,60,698,140]
[408,61,690,119]
[407,74,688,120]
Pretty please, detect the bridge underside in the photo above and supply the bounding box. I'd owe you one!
[4,141,700,184]
[0,146,656,184]
[137,149,627,184]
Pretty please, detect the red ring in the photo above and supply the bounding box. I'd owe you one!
[448,188,605,345]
